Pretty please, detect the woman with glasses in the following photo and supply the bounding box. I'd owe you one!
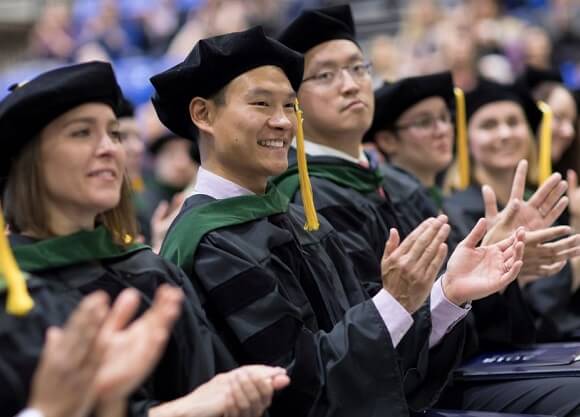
[442,78,580,342]
[363,72,462,249]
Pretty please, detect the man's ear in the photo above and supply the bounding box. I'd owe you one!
[374,130,399,158]
[189,97,215,137]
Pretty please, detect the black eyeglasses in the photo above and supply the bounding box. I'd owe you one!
[302,62,372,87]
[395,113,452,132]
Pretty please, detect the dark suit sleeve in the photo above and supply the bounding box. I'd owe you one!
[191,234,409,417]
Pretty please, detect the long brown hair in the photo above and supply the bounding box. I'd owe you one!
[3,136,138,246]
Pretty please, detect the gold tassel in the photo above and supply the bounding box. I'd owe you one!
[131,176,145,193]
[0,209,33,315]
[294,99,319,232]
[537,101,553,184]
[454,87,469,190]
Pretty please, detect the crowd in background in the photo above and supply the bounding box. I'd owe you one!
[5,0,578,249]
[4,1,580,416]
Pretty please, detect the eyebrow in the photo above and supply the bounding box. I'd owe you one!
[62,117,119,128]
[244,88,296,101]
[309,53,364,70]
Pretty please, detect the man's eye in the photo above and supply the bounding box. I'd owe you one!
[251,101,268,107]
[71,129,90,137]
[316,71,334,82]
[110,130,122,141]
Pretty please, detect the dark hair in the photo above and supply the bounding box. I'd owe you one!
[4,137,138,245]
[210,86,227,106]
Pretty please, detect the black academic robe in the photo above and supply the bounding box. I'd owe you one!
[273,153,580,414]
[379,163,464,253]
[5,227,238,417]
[0,277,71,417]
[272,154,468,410]
[161,187,409,417]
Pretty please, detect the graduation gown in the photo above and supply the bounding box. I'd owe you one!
[379,163,464,253]
[377,166,537,347]
[0,276,71,417]
[272,153,467,410]
[161,185,409,417]
[5,226,238,417]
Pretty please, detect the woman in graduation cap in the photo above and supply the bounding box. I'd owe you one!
[363,71,465,249]
[0,61,289,417]
[441,78,580,341]
[365,72,580,269]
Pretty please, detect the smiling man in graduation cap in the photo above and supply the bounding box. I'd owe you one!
[152,26,414,417]
[274,5,530,411]
[152,24,525,417]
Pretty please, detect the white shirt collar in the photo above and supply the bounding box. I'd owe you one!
[292,138,369,166]
[189,166,255,200]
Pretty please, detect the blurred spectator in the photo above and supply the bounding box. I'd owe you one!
[75,0,137,62]
[523,26,553,69]
[28,2,75,61]
[140,0,182,55]
[439,23,479,91]
[369,34,400,83]
[167,0,249,59]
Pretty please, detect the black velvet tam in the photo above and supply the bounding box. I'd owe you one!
[466,78,543,133]
[150,26,304,141]
[0,61,123,184]
[365,71,454,142]
[278,5,358,54]
[118,95,135,118]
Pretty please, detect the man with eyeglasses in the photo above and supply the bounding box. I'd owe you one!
[276,16,580,414]
[274,5,534,411]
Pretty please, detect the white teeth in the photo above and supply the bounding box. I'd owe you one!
[258,139,284,148]
[91,170,115,178]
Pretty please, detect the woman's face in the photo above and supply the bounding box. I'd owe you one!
[468,101,531,173]
[547,86,577,163]
[389,96,454,178]
[38,102,126,219]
